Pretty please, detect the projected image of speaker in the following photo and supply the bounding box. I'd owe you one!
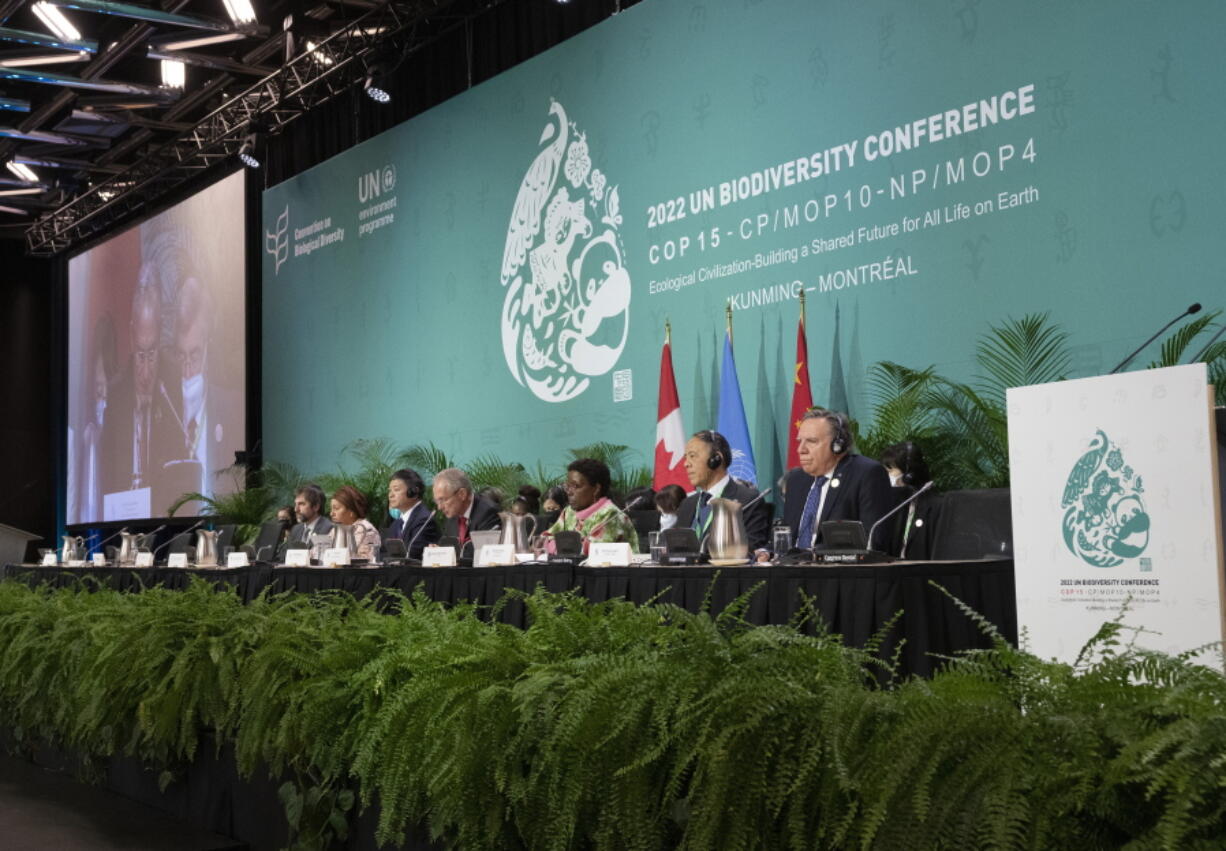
[66,171,247,526]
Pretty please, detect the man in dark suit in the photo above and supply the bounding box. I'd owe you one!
[432,468,501,546]
[102,282,178,512]
[386,468,440,559]
[288,483,333,545]
[783,409,894,550]
[676,430,770,552]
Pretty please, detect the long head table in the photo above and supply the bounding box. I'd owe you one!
[3,559,1016,678]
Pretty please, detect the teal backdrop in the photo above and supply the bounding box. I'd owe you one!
[262,0,1223,488]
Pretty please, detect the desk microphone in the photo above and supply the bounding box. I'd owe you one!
[93,526,131,554]
[153,519,205,562]
[1110,303,1201,373]
[866,481,934,553]
[586,494,647,538]
[403,506,436,559]
[737,487,772,511]
[137,524,167,550]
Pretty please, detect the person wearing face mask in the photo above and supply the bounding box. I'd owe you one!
[172,275,242,501]
[385,468,439,560]
[878,441,938,559]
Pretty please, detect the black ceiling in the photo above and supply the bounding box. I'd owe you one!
[0,0,463,246]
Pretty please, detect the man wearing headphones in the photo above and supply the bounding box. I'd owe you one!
[386,468,441,560]
[783,408,894,550]
[678,430,771,552]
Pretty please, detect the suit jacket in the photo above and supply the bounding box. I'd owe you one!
[895,490,941,560]
[676,479,771,552]
[443,495,502,538]
[289,516,334,544]
[102,368,178,508]
[782,454,894,548]
[387,502,441,559]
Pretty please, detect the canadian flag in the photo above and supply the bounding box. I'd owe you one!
[654,334,689,490]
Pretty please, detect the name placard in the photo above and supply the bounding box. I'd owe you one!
[284,548,310,567]
[322,547,351,567]
[134,551,154,568]
[421,545,457,567]
[41,552,57,566]
[92,553,108,567]
[167,553,189,568]
[476,543,514,567]
[226,551,250,568]
[587,542,632,567]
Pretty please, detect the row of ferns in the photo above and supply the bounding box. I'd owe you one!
[1,577,1224,849]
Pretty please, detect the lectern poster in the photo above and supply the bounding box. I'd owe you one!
[1007,364,1224,663]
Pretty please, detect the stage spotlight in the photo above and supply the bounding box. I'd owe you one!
[363,55,393,103]
[237,131,263,168]
[363,75,390,103]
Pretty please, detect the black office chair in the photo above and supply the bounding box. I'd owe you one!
[929,489,1012,560]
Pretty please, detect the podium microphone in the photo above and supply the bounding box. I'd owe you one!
[1110,303,1201,374]
[866,481,934,553]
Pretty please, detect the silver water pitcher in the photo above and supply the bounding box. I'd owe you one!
[702,497,750,561]
[497,512,537,554]
[194,529,219,567]
[331,523,356,555]
[117,530,141,566]
[60,535,84,564]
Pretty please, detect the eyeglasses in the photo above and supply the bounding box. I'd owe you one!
[177,346,206,375]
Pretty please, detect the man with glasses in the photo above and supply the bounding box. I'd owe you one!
[432,468,501,548]
[103,279,176,510]
[172,275,241,499]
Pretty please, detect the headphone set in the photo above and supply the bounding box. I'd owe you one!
[808,408,851,455]
[695,430,732,470]
[395,469,425,499]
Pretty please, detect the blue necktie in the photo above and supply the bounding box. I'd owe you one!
[694,491,713,532]
[796,476,827,549]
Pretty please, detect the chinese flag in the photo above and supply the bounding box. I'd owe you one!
[654,332,689,490]
[787,301,813,469]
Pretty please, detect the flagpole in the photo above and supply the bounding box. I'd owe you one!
[799,288,806,328]
[665,318,671,346]
[725,300,733,343]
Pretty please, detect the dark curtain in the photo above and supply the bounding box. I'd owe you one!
[0,244,59,556]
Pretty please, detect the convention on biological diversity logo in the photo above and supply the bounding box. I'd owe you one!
[1061,430,1151,567]
[500,100,631,403]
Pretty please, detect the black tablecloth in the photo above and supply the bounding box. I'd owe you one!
[4,559,1015,677]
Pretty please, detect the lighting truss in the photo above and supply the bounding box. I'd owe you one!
[25,0,475,255]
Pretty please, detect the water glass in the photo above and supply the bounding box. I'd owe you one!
[648,531,666,564]
[772,526,792,559]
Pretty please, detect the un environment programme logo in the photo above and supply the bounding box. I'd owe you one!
[265,205,289,275]
[500,100,630,403]
[1061,430,1151,568]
